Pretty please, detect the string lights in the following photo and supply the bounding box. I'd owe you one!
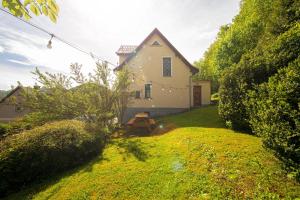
[47,34,54,49]
[0,7,117,67]
[0,8,191,93]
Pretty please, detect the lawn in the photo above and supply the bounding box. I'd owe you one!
[5,106,300,199]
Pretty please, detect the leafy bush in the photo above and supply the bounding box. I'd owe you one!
[0,120,104,196]
[246,58,300,180]
[218,22,300,132]
[7,112,52,135]
[0,123,10,137]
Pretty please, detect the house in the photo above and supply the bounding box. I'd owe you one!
[0,86,29,122]
[114,28,211,122]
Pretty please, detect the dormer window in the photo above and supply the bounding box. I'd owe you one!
[152,41,160,46]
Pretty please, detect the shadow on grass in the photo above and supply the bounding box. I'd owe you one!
[111,139,150,162]
[4,148,106,200]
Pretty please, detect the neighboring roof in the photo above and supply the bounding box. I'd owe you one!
[114,28,199,74]
[116,45,138,55]
[0,86,22,103]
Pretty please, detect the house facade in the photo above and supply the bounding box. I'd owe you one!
[0,86,29,122]
[114,28,211,122]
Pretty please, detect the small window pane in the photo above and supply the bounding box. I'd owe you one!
[163,57,171,77]
[145,84,151,98]
[152,41,160,46]
[135,91,141,99]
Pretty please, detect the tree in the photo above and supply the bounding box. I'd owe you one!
[22,62,131,135]
[1,0,59,22]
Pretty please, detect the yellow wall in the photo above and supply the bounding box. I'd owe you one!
[192,80,211,105]
[120,33,210,108]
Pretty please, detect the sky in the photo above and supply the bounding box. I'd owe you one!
[0,0,240,90]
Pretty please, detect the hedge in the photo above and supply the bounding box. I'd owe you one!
[246,58,300,180]
[0,120,104,196]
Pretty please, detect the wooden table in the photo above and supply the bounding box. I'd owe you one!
[127,112,156,132]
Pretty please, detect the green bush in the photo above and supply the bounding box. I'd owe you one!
[0,120,104,196]
[7,112,53,135]
[218,23,300,132]
[0,123,10,137]
[246,58,300,180]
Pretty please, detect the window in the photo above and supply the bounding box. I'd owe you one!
[135,91,141,99]
[15,104,23,112]
[163,57,171,77]
[145,84,151,98]
[152,41,160,46]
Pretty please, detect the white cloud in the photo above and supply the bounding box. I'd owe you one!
[0,26,96,74]
[7,59,31,66]
[0,0,240,90]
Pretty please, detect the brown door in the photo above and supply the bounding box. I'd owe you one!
[193,86,202,106]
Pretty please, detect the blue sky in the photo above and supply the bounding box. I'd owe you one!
[0,0,240,90]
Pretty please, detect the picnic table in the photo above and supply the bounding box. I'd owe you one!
[127,112,156,132]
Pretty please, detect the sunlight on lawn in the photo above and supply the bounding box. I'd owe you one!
[5,106,300,200]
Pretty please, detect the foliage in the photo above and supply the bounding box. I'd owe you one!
[0,90,9,100]
[199,0,300,177]
[5,112,50,135]
[193,25,230,93]
[1,0,59,22]
[0,123,10,137]
[22,62,131,134]
[246,59,300,180]
[5,106,300,199]
[0,120,104,196]
[215,0,300,131]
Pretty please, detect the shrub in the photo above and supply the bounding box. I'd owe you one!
[0,123,10,137]
[7,112,52,135]
[246,58,300,180]
[218,23,300,132]
[218,65,253,132]
[0,120,104,196]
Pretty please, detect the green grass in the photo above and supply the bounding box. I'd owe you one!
[5,106,300,199]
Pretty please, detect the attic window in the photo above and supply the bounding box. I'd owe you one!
[151,41,160,46]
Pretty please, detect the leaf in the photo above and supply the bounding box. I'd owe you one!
[48,10,57,23]
[23,10,32,20]
[48,0,59,13]
[2,0,9,8]
[36,0,45,4]
[24,0,31,7]
[42,5,48,16]
[30,3,40,16]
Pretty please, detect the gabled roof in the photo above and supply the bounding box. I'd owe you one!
[116,45,137,55]
[114,28,199,74]
[0,86,22,103]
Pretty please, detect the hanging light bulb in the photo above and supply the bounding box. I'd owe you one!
[47,34,54,49]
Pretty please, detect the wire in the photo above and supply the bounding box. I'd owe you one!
[0,7,117,67]
[0,8,189,91]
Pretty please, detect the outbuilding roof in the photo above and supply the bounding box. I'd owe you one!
[116,45,137,55]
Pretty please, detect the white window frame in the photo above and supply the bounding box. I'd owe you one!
[162,56,172,77]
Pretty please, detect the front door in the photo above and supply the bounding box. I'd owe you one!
[193,86,202,107]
